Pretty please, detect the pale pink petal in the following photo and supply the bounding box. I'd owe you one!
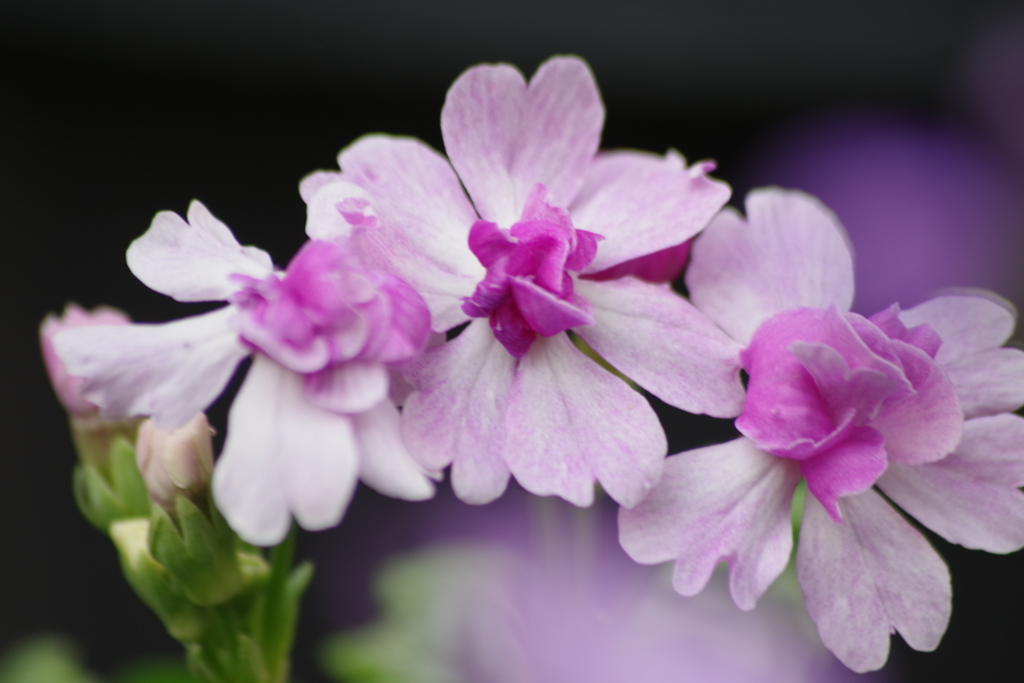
[127,200,273,302]
[298,169,344,203]
[303,362,389,414]
[687,189,855,345]
[504,333,666,508]
[618,438,800,610]
[868,342,962,465]
[879,414,1024,553]
[899,293,1016,365]
[441,57,603,226]
[797,491,951,672]
[53,307,248,431]
[574,278,744,417]
[304,179,377,241]
[213,356,359,544]
[571,150,729,273]
[943,347,1024,418]
[401,320,514,503]
[336,136,482,331]
[352,400,435,501]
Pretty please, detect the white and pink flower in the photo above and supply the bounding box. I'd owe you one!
[619,187,1024,671]
[302,56,742,508]
[53,201,436,545]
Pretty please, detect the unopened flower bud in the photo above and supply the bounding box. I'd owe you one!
[40,303,130,416]
[136,414,214,511]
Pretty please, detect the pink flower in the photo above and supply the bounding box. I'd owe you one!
[53,201,435,545]
[40,303,131,416]
[302,56,740,508]
[619,188,1024,672]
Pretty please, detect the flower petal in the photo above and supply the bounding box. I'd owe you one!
[304,362,390,414]
[797,490,951,672]
[213,355,359,545]
[504,333,666,508]
[304,179,377,241]
[53,307,248,430]
[687,188,855,345]
[618,438,800,610]
[800,426,886,521]
[574,278,744,418]
[352,400,435,501]
[336,135,482,330]
[401,320,514,503]
[868,342,962,465]
[509,276,594,336]
[899,293,1016,365]
[572,150,730,273]
[441,56,603,226]
[127,200,273,302]
[879,414,1024,553]
[943,347,1024,418]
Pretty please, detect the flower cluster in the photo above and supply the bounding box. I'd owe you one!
[45,55,1024,672]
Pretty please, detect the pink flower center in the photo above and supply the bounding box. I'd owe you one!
[736,304,946,520]
[462,184,603,358]
[230,239,430,374]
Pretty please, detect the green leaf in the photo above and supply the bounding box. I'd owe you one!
[114,658,201,683]
[0,636,103,683]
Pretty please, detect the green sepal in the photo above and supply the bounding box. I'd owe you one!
[110,519,207,643]
[72,439,150,533]
[149,498,243,607]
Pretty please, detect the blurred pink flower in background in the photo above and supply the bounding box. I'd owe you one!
[739,110,1023,316]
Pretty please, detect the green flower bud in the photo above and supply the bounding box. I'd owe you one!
[110,519,206,643]
[136,415,214,513]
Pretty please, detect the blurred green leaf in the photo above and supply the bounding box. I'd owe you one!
[114,658,201,683]
[0,636,103,683]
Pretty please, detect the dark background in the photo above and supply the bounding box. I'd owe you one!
[2,1,1023,681]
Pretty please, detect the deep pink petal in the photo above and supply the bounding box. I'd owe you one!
[467,219,515,268]
[687,189,855,345]
[127,200,273,303]
[509,276,594,337]
[582,240,691,284]
[304,362,390,414]
[504,333,666,507]
[401,320,514,503]
[868,341,962,465]
[53,307,248,431]
[879,414,1024,553]
[441,57,603,226]
[213,356,359,545]
[574,278,745,418]
[351,400,435,501]
[618,438,800,610]
[800,426,887,521]
[572,150,729,273]
[899,293,1017,365]
[797,491,951,672]
[943,347,1024,418]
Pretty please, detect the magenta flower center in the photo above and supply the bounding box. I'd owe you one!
[736,304,945,519]
[462,184,602,358]
[231,239,430,374]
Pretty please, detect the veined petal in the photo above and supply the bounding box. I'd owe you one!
[127,200,273,302]
[304,362,390,414]
[879,414,1024,553]
[213,355,359,545]
[687,189,855,345]
[53,307,247,430]
[335,136,481,331]
[943,347,1024,418]
[797,491,951,673]
[899,293,1017,365]
[574,278,745,418]
[352,400,435,501]
[618,438,800,611]
[504,333,666,508]
[573,150,730,273]
[441,56,603,226]
[401,320,514,503]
